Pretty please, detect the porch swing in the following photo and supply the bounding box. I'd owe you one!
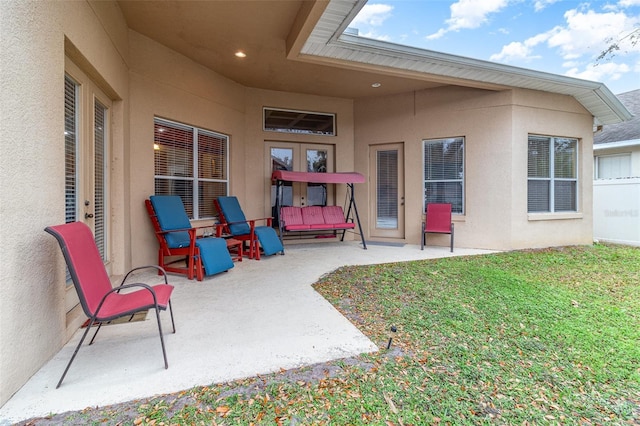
[272,170,367,251]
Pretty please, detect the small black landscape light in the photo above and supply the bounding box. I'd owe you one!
[386,325,397,349]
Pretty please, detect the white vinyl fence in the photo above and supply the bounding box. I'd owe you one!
[593,177,640,246]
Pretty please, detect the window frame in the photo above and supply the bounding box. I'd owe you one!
[263,107,336,136]
[422,137,465,215]
[153,117,229,219]
[527,134,579,214]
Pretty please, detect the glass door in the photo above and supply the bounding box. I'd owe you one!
[65,58,111,313]
[370,143,405,238]
[265,142,334,219]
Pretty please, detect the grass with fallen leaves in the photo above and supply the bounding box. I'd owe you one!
[28,244,640,425]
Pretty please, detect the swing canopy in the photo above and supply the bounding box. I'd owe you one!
[271,170,367,250]
[271,170,365,184]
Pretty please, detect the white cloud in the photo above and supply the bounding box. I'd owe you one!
[534,0,560,12]
[618,0,640,7]
[565,61,631,81]
[490,41,533,61]
[427,28,448,40]
[489,32,550,62]
[547,8,640,60]
[427,0,510,39]
[491,3,640,65]
[350,3,394,28]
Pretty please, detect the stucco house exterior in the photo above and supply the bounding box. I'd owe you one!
[593,89,640,245]
[0,0,632,407]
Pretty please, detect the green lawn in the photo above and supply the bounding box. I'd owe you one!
[40,244,640,425]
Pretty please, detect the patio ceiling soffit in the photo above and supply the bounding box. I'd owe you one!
[292,0,632,126]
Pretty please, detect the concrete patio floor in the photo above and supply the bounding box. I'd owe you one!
[0,240,494,424]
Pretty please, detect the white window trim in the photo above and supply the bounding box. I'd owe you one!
[422,137,465,215]
[154,117,229,219]
[527,134,579,216]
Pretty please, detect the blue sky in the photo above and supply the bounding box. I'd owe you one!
[349,0,640,94]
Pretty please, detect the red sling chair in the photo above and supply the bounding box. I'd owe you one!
[421,203,454,252]
[45,222,175,388]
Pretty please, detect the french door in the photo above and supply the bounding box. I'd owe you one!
[370,143,405,239]
[265,141,334,217]
[64,58,111,313]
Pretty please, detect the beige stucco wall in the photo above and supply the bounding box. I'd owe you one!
[354,86,594,250]
[128,31,247,267]
[127,33,356,267]
[0,0,130,406]
[510,89,594,248]
[243,88,355,220]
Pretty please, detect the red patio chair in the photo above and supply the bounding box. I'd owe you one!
[146,196,234,280]
[214,196,283,259]
[45,221,175,388]
[421,203,454,252]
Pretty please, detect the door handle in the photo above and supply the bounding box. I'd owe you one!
[85,213,94,219]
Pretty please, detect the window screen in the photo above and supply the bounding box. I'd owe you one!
[423,137,464,214]
[528,135,578,213]
[154,118,228,219]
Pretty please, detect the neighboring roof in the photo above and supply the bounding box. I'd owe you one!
[594,90,640,144]
[118,0,633,126]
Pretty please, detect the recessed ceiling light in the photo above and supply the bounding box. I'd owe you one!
[235,51,247,58]
[371,82,381,88]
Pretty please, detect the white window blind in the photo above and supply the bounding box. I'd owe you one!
[528,135,578,213]
[154,118,228,219]
[423,137,464,214]
[94,100,107,260]
[376,150,398,228]
[595,154,631,179]
[64,75,78,224]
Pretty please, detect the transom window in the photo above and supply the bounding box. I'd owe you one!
[423,137,464,214]
[153,118,228,219]
[263,107,335,136]
[528,135,578,213]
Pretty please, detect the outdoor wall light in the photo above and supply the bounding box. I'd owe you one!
[235,51,247,58]
[371,82,381,88]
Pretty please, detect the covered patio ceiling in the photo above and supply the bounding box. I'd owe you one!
[117,0,631,124]
[118,0,471,100]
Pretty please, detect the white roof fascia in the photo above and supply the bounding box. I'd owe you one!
[594,139,640,151]
[301,0,633,126]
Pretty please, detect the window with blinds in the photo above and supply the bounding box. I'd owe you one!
[595,153,631,179]
[64,75,78,224]
[423,137,464,214]
[154,118,228,219]
[376,149,398,228]
[94,101,107,260]
[528,135,578,213]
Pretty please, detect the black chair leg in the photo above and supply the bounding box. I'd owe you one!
[155,307,169,369]
[450,223,455,252]
[88,322,103,345]
[57,318,96,388]
[168,301,176,334]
